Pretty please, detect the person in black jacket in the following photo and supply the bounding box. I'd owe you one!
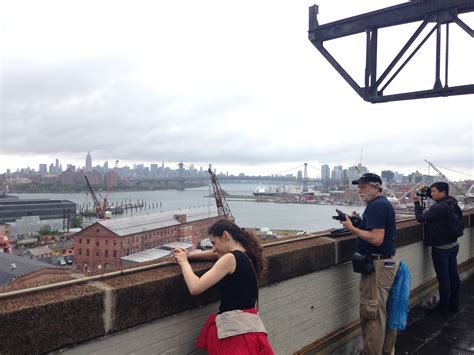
[411,182,461,316]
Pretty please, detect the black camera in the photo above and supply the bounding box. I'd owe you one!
[332,209,361,227]
[416,186,432,199]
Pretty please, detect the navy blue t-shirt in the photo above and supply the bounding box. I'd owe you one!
[356,196,396,256]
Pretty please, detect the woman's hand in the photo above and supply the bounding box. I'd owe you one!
[172,248,189,266]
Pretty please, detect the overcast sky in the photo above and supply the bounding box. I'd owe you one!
[0,0,473,180]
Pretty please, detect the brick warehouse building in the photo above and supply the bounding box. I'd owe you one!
[74,207,223,272]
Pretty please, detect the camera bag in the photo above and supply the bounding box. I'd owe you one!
[352,252,374,274]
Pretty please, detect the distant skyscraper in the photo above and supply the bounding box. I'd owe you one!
[381,170,395,182]
[39,164,47,175]
[394,172,404,183]
[331,165,343,180]
[408,170,423,183]
[297,170,303,182]
[85,152,92,172]
[103,161,109,172]
[55,159,59,173]
[321,164,330,180]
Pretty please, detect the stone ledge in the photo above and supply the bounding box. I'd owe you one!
[0,284,103,355]
[0,209,472,355]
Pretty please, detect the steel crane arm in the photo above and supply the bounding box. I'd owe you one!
[424,159,452,183]
[84,175,101,207]
[398,182,423,202]
[424,159,462,195]
[84,175,106,219]
[208,169,234,220]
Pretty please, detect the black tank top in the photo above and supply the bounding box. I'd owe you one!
[218,250,257,313]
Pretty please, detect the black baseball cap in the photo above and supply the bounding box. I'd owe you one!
[351,173,382,185]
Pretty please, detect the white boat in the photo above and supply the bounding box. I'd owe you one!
[253,185,314,197]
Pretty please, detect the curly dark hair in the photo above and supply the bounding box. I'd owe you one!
[208,219,266,278]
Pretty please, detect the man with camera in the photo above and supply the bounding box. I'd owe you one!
[411,182,462,317]
[340,173,398,355]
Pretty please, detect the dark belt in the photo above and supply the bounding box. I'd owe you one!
[370,254,392,260]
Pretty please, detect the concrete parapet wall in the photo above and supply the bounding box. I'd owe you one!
[0,285,104,354]
[0,209,472,355]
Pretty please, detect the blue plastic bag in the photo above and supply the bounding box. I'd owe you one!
[387,261,411,331]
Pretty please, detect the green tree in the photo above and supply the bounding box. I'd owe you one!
[38,224,52,236]
[73,215,83,228]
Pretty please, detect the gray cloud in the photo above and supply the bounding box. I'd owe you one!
[0,1,473,177]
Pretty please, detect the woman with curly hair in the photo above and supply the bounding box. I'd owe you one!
[173,219,273,355]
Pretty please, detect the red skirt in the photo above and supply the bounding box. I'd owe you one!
[196,308,274,355]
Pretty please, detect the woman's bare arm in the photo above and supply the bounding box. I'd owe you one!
[188,250,219,261]
[174,250,234,295]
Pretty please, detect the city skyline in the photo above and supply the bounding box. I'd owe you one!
[1,1,472,181]
[1,151,470,182]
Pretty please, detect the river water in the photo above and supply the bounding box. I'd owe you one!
[12,184,365,233]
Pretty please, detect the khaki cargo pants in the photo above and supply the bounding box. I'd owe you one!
[359,256,400,355]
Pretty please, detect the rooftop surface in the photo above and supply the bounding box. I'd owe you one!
[396,273,474,354]
[97,206,219,236]
[0,252,55,285]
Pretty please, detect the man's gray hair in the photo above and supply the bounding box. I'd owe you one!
[369,182,383,192]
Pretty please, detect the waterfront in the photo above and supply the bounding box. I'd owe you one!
[11,184,365,232]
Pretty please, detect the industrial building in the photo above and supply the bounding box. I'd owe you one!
[73,207,223,272]
[0,196,77,234]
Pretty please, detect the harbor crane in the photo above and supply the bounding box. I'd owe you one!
[424,159,461,195]
[208,168,234,220]
[84,175,105,219]
[84,160,119,220]
[398,182,423,202]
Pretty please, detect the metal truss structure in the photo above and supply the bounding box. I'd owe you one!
[308,0,474,103]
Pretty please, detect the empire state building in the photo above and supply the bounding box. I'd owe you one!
[85,152,92,172]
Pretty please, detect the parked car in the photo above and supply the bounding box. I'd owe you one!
[64,256,73,265]
[56,258,66,266]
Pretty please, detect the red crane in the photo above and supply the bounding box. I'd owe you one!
[84,160,118,220]
[84,175,105,219]
[208,168,234,220]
